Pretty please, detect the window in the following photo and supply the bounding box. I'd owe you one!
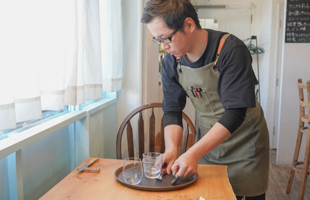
[0,0,123,139]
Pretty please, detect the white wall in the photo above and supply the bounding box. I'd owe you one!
[22,127,71,200]
[252,0,273,111]
[118,0,164,156]
[90,103,118,159]
[0,127,72,200]
[116,0,146,157]
[277,44,310,165]
[118,0,144,127]
[0,157,9,200]
[265,0,285,150]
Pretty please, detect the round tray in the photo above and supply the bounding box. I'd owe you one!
[114,166,198,191]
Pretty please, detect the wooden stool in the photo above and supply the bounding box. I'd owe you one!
[286,79,310,200]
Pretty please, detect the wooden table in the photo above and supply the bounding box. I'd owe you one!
[40,157,236,200]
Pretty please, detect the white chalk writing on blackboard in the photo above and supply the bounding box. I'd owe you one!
[285,0,310,43]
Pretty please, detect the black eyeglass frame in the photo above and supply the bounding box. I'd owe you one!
[151,28,179,44]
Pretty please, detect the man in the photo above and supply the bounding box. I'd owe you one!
[141,0,269,199]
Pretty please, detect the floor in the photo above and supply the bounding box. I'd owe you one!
[266,149,310,200]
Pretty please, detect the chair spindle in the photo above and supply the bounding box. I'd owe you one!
[181,123,189,153]
[149,108,155,152]
[160,114,165,153]
[138,112,144,159]
[126,121,134,158]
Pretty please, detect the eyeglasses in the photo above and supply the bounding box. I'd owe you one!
[151,28,178,44]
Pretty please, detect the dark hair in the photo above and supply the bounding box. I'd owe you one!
[141,0,201,31]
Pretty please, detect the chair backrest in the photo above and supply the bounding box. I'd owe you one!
[116,102,196,159]
[297,79,310,125]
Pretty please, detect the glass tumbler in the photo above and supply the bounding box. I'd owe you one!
[123,157,143,185]
[142,152,163,179]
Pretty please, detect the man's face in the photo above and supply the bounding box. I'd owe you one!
[147,18,190,58]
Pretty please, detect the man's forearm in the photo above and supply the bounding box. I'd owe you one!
[164,124,183,152]
[186,122,231,161]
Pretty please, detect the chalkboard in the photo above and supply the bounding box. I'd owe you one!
[285,0,310,43]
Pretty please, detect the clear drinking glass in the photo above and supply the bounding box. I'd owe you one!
[142,152,163,179]
[123,157,143,185]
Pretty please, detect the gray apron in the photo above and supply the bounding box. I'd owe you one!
[177,34,269,196]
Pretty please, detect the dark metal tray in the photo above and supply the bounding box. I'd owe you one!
[114,166,198,191]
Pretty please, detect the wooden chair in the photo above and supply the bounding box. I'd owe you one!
[286,79,310,200]
[116,102,196,159]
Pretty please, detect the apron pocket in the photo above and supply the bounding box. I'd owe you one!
[185,88,215,113]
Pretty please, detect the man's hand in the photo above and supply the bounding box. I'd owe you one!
[162,124,183,174]
[170,122,231,178]
[171,151,199,178]
[162,150,177,175]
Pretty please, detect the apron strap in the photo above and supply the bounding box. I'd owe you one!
[214,33,231,66]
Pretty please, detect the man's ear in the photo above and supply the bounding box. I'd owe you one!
[183,17,196,33]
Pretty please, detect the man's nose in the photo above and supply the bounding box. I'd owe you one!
[161,43,170,50]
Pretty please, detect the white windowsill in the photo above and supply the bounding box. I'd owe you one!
[82,97,116,115]
[0,97,116,160]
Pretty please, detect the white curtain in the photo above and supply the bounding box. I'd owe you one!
[0,0,123,132]
[100,0,123,92]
